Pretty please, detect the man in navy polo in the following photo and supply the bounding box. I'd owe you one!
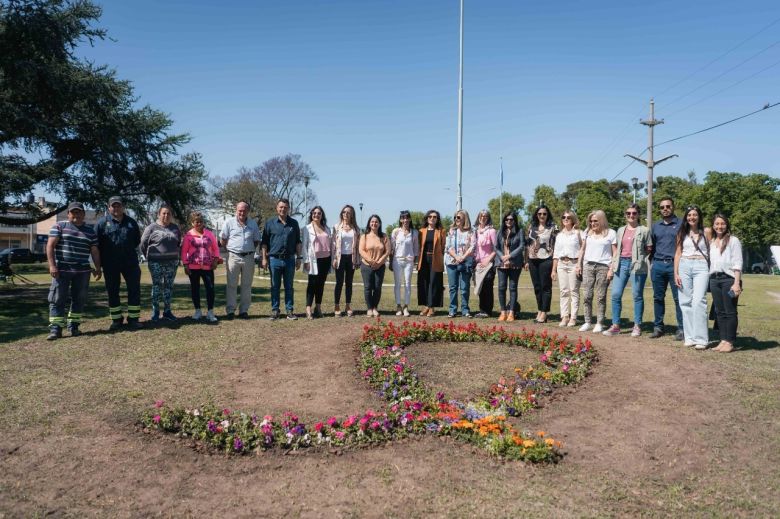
[649,197,684,340]
[261,198,302,321]
[96,196,143,330]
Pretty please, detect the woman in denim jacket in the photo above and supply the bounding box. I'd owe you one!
[603,203,653,337]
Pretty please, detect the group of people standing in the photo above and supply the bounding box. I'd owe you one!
[45,196,743,352]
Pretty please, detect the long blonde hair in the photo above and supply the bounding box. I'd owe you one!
[585,210,609,237]
[451,210,472,231]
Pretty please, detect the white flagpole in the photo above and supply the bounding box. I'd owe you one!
[456,0,464,211]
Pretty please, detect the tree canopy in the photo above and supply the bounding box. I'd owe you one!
[212,153,318,225]
[0,0,206,224]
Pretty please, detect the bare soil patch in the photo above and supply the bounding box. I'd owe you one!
[1,314,778,517]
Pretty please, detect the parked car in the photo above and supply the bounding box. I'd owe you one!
[0,248,47,264]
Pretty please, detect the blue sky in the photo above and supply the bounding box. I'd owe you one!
[73,0,779,225]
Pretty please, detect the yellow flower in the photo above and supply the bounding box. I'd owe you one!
[522,439,536,448]
[544,438,555,446]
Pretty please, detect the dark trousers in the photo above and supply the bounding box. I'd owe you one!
[306,256,331,306]
[710,274,738,343]
[360,264,385,309]
[651,260,683,331]
[334,255,354,305]
[417,254,443,308]
[478,267,495,315]
[528,257,553,312]
[48,270,91,328]
[188,269,215,310]
[497,268,520,311]
[103,263,142,321]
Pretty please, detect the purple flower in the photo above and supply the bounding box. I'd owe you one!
[233,437,244,452]
[207,420,217,433]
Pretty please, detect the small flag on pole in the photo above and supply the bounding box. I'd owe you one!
[500,159,504,188]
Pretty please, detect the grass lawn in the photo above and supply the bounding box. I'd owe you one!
[1,264,778,516]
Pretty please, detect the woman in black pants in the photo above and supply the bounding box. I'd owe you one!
[708,214,743,352]
[331,205,360,317]
[495,211,525,321]
[302,206,331,319]
[525,205,557,323]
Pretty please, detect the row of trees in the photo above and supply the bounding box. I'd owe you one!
[485,172,780,260]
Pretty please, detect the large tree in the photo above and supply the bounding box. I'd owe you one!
[487,192,525,229]
[0,0,207,224]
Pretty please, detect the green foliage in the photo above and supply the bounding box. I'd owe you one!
[561,179,631,229]
[0,0,206,224]
[525,185,568,228]
[488,192,525,228]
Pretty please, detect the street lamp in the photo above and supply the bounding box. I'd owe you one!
[359,202,364,225]
[631,177,640,204]
[303,175,310,218]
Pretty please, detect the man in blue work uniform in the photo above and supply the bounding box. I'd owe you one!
[649,197,684,340]
[96,196,143,330]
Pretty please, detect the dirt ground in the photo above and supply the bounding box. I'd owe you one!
[1,313,778,518]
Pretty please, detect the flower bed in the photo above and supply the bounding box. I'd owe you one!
[143,321,596,463]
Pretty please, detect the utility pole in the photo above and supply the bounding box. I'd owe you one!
[499,157,504,220]
[455,0,464,211]
[625,99,677,229]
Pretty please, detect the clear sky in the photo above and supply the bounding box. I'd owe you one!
[72,0,780,226]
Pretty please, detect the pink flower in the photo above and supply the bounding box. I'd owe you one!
[370,421,381,430]
[334,431,346,440]
[326,416,338,427]
[154,400,164,409]
[222,408,231,416]
[562,364,570,372]
[152,415,161,424]
[263,415,273,422]
[314,422,324,432]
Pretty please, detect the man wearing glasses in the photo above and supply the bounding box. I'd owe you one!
[649,197,684,340]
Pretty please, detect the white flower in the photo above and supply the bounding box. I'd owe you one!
[220,420,230,429]
[193,409,201,416]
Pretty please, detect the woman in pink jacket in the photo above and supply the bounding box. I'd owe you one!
[181,211,221,322]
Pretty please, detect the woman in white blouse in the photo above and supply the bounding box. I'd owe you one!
[674,205,712,349]
[331,204,361,317]
[551,210,582,327]
[575,210,617,333]
[445,210,475,318]
[390,210,420,316]
[708,214,742,352]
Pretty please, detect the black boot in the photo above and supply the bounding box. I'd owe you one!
[68,324,82,337]
[46,326,62,341]
[109,318,124,331]
[127,318,143,330]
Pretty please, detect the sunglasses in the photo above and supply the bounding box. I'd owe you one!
[505,218,514,222]
[589,220,599,224]
[537,212,548,216]
[454,216,462,220]
[625,211,638,216]
[562,215,572,220]
[686,205,700,211]
[659,204,672,209]
[428,215,438,219]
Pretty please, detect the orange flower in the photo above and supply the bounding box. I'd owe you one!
[522,439,536,448]
[544,438,555,446]
[536,430,546,437]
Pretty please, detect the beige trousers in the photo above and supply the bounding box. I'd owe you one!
[226,252,255,314]
[556,261,580,320]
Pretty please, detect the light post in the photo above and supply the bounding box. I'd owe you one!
[303,175,310,218]
[630,177,644,205]
[359,202,364,225]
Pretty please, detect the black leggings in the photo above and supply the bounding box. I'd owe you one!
[710,274,738,343]
[334,255,355,305]
[306,257,331,306]
[529,257,553,312]
[478,267,495,314]
[188,269,215,310]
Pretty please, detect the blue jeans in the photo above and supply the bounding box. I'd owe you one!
[611,257,647,327]
[447,263,472,315]
[269,257,295,312]
[651,260,683,332]
[678,258,710,345]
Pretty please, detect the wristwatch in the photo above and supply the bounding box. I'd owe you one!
[296,256,302,260]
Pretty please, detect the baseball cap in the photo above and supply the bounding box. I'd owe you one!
[67,202,85,212]
[108,196,123,206]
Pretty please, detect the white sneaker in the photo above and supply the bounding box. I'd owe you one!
[694,343,708,350]
[592,323,604,333]
[206,310,218,322]
[395,305,403,316]
[579,322,592,332]
[684,339,695,347]
[559,320,568,327]
[403,306,410,317]
[631,325,641,337]
[192,309,202,320]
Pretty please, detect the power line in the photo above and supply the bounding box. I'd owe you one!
[666,57,780,118]
[581,17,780,180]
[654,101,780,148]
[657,38,780,112]
[654,16,780,100]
